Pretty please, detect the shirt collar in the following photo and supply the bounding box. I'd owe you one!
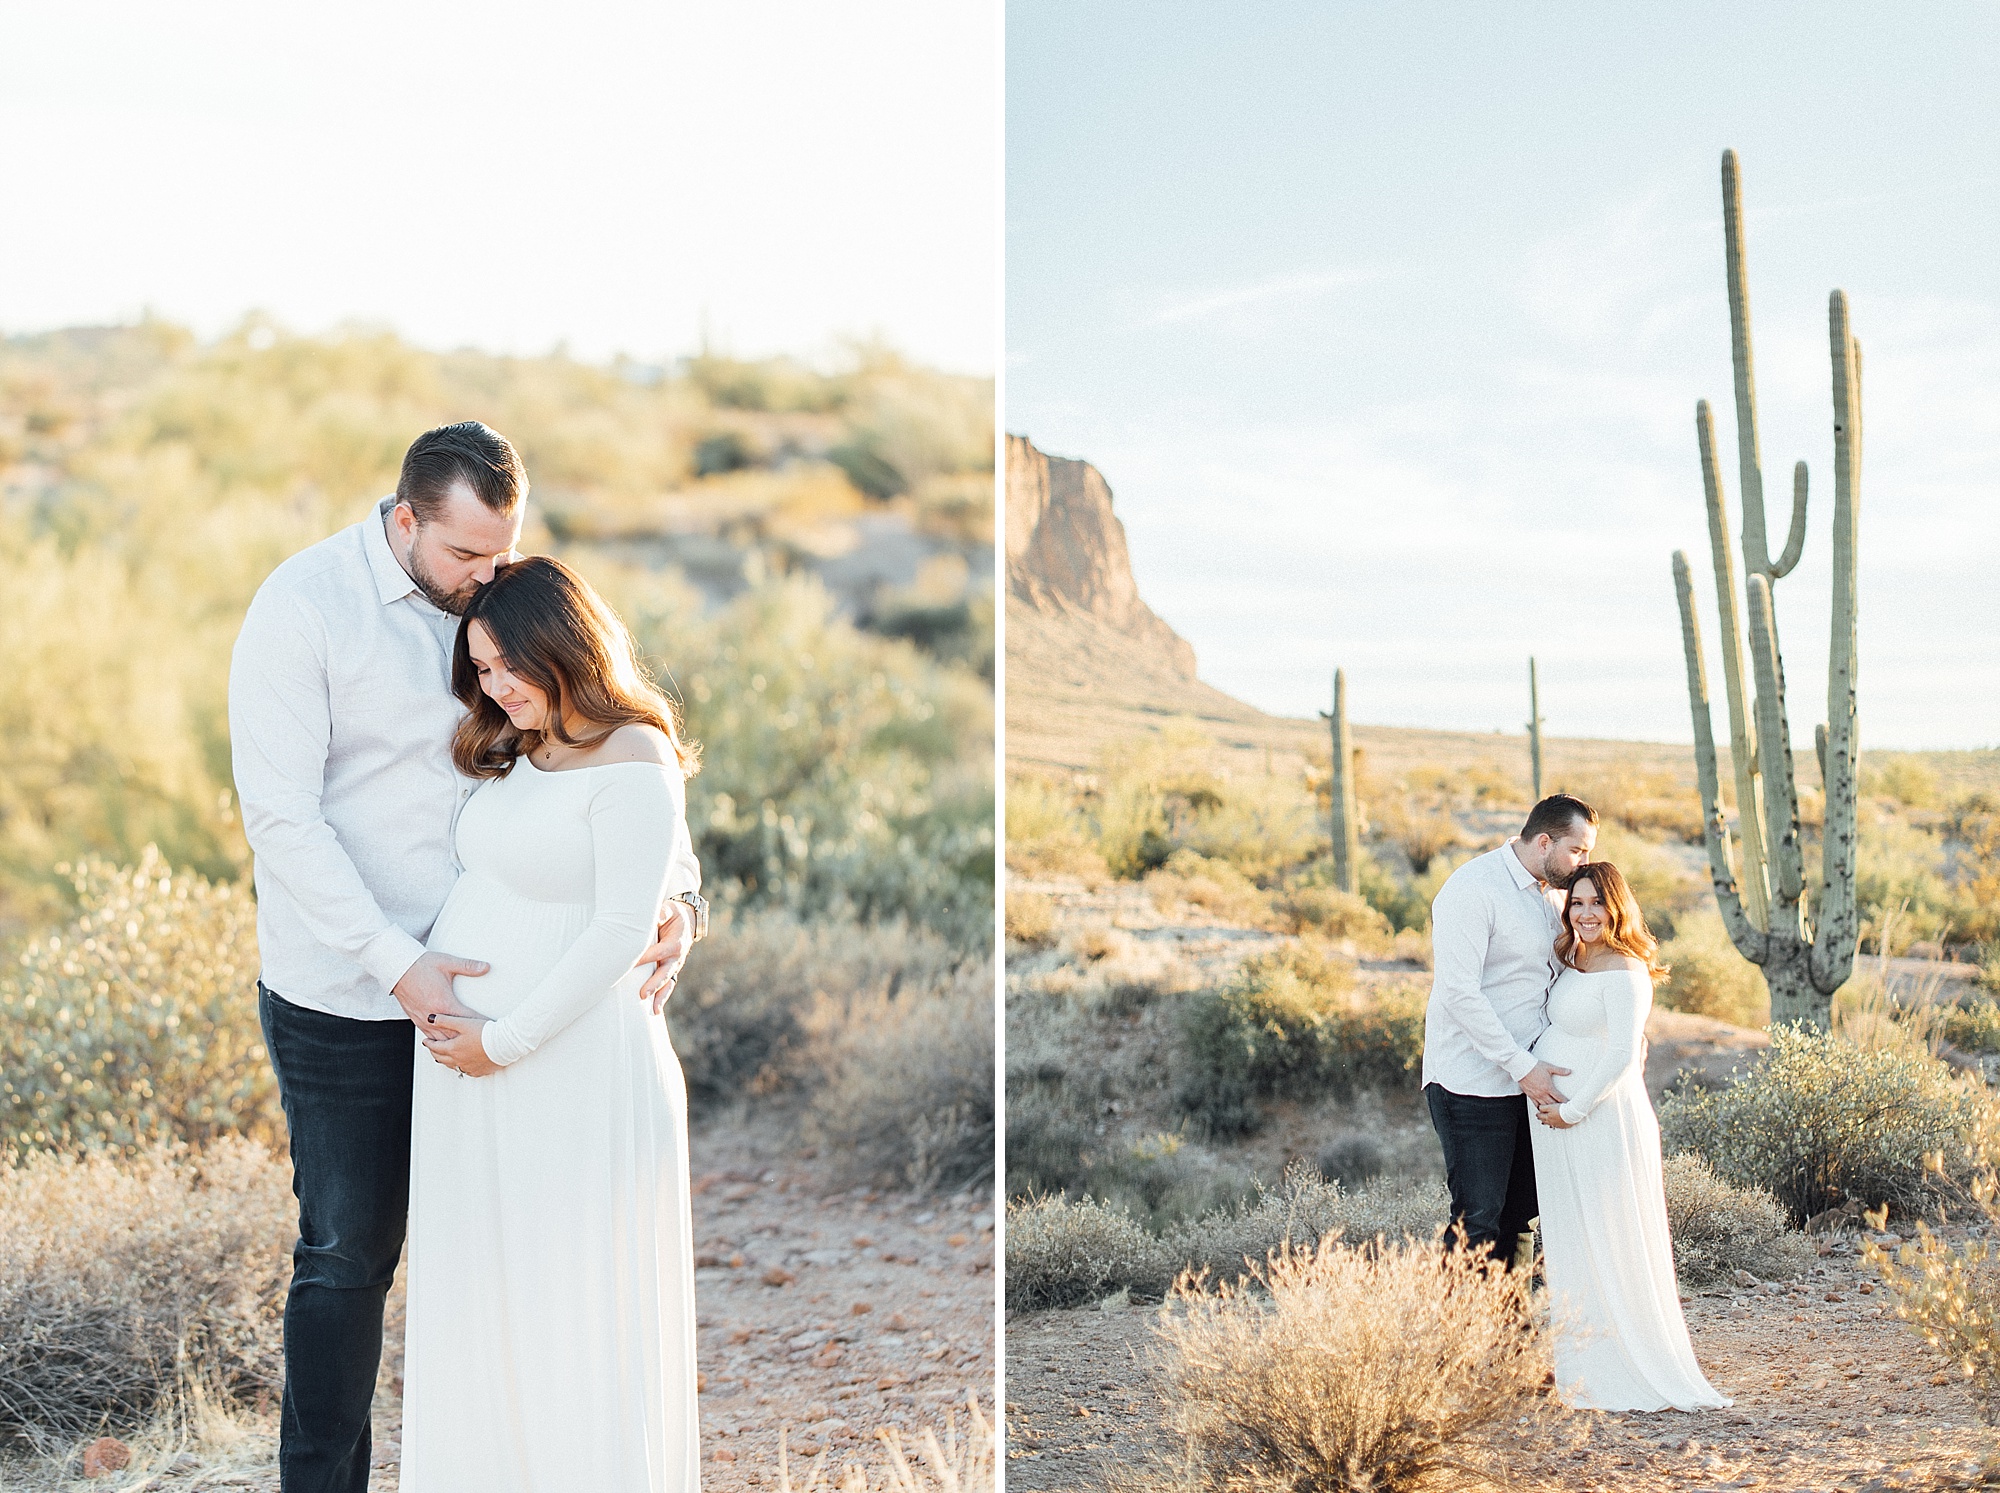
[363,495,421,606]
[1501,840,1544,892]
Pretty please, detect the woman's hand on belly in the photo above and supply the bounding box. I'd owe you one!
[1534,1099,1576,1130]
[423,1013,502,1078]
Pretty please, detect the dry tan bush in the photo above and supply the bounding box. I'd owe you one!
[1270,886,1392,947]
[777,1394,994,1492]
[1004,1193,1167,1311]
[1154,1233,1549,1493]
[1144,851,1274,928]
[0,1140,293,1448]
[1004,889,1055,948]
[1661,1153,1814,1286]
[0,849,278,1154]
[1656,907,1768,1028]
[1556,767,1705,843]
[670,910,961,1114]
[804,961,994,1193]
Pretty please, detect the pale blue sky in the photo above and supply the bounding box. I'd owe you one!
[1008,2,2000,749]
[0,1,997,373]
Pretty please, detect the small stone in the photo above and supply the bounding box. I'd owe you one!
[698,1372,708,1392]
[947,1233,969,1247]
[81,1439,131,1478]
[1932,1372,1952,1386]
[1732,1269,1760,1288]
[762,1266,796,1287]
[794,1438,823,1457]
[730,1327,755,1344]
[885,1312,910,1332]
[714,1448,738,1462]
[851,1301,873,1316]
[696,1251,724,1268]
[811,1345,844,1368]
[877,1373,906,1389]
[728,1253,745,1268]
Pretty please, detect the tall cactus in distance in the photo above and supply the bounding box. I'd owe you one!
[1321,669,1359,894]
[1527,658,1545,800]
[1671,150,1863,1029]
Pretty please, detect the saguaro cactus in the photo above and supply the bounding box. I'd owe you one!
[1527,658,1545,801]
[1671,150,1862,1029]
[1321,669,1359,894]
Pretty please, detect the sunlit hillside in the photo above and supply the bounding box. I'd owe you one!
[0,318,995,936]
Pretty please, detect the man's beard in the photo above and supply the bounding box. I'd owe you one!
[408,546,478,614]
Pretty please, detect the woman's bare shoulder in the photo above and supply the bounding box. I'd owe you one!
[581,722,674,767]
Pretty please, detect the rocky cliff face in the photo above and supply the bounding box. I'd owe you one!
[1005,434,1196,678]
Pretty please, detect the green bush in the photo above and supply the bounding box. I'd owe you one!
[1661,1152,1815,1286]
[1659,1025,1991,1224]
[1941,997,2000,1054]
[1656,907,1769,1028]
[0,850,278,1155]
[1176,944,1424,1137]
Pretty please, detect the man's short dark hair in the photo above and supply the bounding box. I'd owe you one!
[396,421,527,523]
[1521,793,1598,842]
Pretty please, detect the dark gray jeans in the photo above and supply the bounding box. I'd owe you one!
[1424,1081,1538,1269]
[259,984,413,1493]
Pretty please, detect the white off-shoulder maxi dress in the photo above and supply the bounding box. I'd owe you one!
[1528,965,1730,1413]
[400,757,699,1491]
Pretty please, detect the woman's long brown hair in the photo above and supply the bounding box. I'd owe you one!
[450,555,699,780]
[1555,860,1669,981]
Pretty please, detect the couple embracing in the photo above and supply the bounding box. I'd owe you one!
[228,422,706,1490]
[1423,793,1729,1413]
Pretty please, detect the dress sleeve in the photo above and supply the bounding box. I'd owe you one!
[479,763,687,1067]
[1429,870,1541,1083]
[1557,968,1652,1125]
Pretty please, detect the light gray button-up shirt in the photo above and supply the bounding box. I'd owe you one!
[1419,841,1565,1097]
[229,498,702,1022]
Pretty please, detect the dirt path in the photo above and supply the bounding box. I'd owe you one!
[1004,1243,2000,1492]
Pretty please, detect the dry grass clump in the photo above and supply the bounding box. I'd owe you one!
[1661,1152,1815,1286]
[1004,889,1056,948]
[804,960,994,1192]
[1656,907,1769,1028]
[1153,1233,1549,1493]
[1270,886,1392,947]
[1868,1164,2000,1422]
[1004,774,1109,882]
[1004,1165,1451,1312]
[0,1140,292,1449]
[777,1394,994,1492]
[1557,766,1704,843]
[0,849,278,1154]
[1145,851,1274,929]
[1660,1024,1991,1224]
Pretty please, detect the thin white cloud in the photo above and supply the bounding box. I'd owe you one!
[1146,268,1382,327]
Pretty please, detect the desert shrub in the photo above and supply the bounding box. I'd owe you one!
[0,850,279,1155]
[1357,853,1432,933]
[1870,1218,2000,1422]
[1316,1132,1385,1188]
[1004,889,1055,949]
[1940,996,2000,1054]
[1271,885,1392,946]
[669,911,960,1115]
[0,1140,292,1447]
[1658,1025,1990,1223]
[1661,1153,1814,1286]
[1153,1231,1548,1493]
[1656,907,1768,1028]
[1090,735,1316,883]
[1176,946,1423,1135]
[1003,1165,1452,1311]
[1865,756,1942,809]
[1004,1193,1168,1312]
[803,961,994,1193]
[1390,809,1462,876]
[1145,850,1271,928]
[1003,775,1107,882]
[1558,766,1705,843]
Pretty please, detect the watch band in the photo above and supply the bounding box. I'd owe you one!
[671,890,709,942]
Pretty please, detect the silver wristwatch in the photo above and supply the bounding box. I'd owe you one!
[671,890,709,941]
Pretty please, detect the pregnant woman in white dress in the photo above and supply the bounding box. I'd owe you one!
[1528,860,1729,1413]
[399,556,702,1490]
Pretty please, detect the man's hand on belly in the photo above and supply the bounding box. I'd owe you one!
[636,901,695,1015]
[1518,1060,1571,1108]
[393,949,488,1025]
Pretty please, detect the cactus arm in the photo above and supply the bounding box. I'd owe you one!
[1527,657,1544,800]
[1697,400,1771,930]
[1744,573,1806,926]
[1770,461,1809,579]
[1722,149,1774,577]
[1329,669,1359,895]
[1674,551,1767,961]
[1811,296,1863,994]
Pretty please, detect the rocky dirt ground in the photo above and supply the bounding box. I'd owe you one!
[4,1124,995,1492]
[1005,1237,2000,1492]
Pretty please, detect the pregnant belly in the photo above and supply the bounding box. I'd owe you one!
[426,870,592,1021]
[1533,1025,1604,1079]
